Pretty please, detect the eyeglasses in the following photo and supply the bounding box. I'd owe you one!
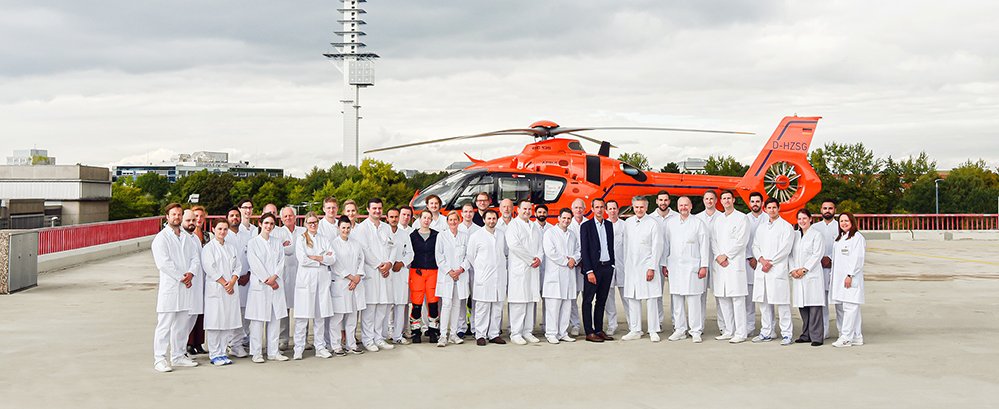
[306,221,319,225]
[239,206,252,210]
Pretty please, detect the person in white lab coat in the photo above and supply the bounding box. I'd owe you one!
[292,212,336,360]
[710,191,751,344]
[534,204,552,332]
[435,212,471,347]
[567,198,588,336]
[831,212,866,348]
[236,200,259,345]
[695,190,724,336]
[151,203,199,372]
[604,200,627,335]
[222,208,252,351]
[272,206,306,351]
[620,196,665,342]
[329,216,368,355]
[178,210,204,360]
[245,212,289,363]
[458,203,481,337]
[789,208,826,347]
[425,194,449,233]
[647,190,677,331]
[201,219,244,366]
[506,200,544,345]
[317,196,340,239]
[467,210,508,346]
[664,197,710,343]
[542,208,580,344]
[353,198,397,352]
[386,207,414,345]
[811,199,839,339]
[751,198,795,345]
[743,192,766,336]
[497,199,516,233]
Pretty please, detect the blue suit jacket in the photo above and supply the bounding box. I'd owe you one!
[580,218,615,275]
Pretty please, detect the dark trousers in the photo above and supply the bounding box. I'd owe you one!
[582,263,614,335]
[798,306,823,342]
[187,314,204,346]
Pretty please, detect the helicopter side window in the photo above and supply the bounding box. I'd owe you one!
[620,162,648,182]
[498,175,531,203]
[453,174,495,209]
[530,176,566,203]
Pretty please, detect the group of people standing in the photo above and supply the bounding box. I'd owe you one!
[151,190,867,373]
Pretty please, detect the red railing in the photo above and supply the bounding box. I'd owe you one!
[815,214,999,231]
[37,216,164,255]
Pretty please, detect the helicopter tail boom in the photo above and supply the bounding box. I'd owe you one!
[737,116,822,218]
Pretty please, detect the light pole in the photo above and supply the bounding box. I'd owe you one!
[934,179,944,214]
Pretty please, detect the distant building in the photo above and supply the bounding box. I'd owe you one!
[0,165,111,226]
[112,151,283,182]
[445,161,473,173]
[6,149,56,166]
[678,157,707,173]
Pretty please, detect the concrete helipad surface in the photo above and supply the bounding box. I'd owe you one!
[1,239,997,408]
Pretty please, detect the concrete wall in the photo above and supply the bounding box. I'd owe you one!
[37,235,153,273]
[59,200,110,225]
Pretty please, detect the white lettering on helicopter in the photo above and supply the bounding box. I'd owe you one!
[772,141,809,152]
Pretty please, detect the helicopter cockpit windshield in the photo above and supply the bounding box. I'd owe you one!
[411,169,567,211]
[412,170,485,211]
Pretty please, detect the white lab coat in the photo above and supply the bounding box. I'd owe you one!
[505,218,543,303]
[665,216,710,296]
[232,225,256,308]
[812,219,839,290]
[435,228,471,299]
[709,210,750,297]
[568,217,588,289]
[466,228,508,303]
[458,222,481,236]
[353,218,395,304]
[745,212,766,283]
[152,226,195,313]
[751,217,795,305]
[389,225,414,305]
[649,209,678,268]
[244,235,289,321]
[293,231,335,319]
[541,227,580,300]
[610,219,626,287]
[272,225,306,307]
[181,231,204,316]
[830,233,866,305]
[790,228,826,307]
[329,234,368,313]
[317,217,339,240]
[622,215,664,300]
[429,214,448,233]
[201,238,243,330]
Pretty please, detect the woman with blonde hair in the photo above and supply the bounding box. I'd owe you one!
[292,212,336,360]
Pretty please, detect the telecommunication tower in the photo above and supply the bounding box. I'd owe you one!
[324,0,379,167]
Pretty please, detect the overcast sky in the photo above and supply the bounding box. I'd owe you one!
[1,0,996,177]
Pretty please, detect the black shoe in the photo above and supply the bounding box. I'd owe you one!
[428,329,440,344]
[411,332,422,344]
[456,331,466,339]
[187,345,198,356]
[795,338,811,344]
[810,341,823,347]
[194,345,208,354]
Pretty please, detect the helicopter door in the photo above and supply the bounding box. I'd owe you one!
[497,174,532,204]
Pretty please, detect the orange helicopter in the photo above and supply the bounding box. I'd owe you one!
[366,116,822,222]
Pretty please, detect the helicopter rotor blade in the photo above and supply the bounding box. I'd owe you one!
[565,132,618,148]
[551,126,755,136]
[363,129,539,154]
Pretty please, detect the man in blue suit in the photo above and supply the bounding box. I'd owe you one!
[579,198,616,343]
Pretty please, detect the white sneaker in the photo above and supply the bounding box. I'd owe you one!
[437,338,447,347]
[511,335,528,345]
[546,336,560,344]
[650,332,661,343]
[569,327,580,336]
[524,334,541,344]
[832,338,853,348]
[251,355,265,363]
[375,340,395,350]
[692,334,703,343]
[852,336,864,346]
[154,360,173,373]
[315,348,333,359]
[668,330,688,341]
[269,354,289,362]
[606,327,617,336]
[780,336,793,346]
[172,356,198,367]
[230,345,248,358]
[449,335,464,345]
[621,332,642,341]
[292,351,303,360]
[393,337,412,345]
[364,344,379,352]
[752,335,774,343]
[715,334,733,340]
[729,336,747,344]
[558,335,576,343]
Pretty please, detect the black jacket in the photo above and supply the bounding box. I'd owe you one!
[580,218,615,275]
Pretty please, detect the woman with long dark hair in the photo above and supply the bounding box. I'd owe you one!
[831,212,866,348]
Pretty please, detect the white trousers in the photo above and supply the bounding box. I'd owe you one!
[360,304,389,346]
[279,315,290,344]
[746,284,757,334]
[625,298,660,335]
[474,301,503,340]
[544,298,571,338]
[180,313,198,346]
[240,307,251,346]
[294,317,328,355]
[569,290,581,330]
[671,294,704,336]
[509,302,536,338]
[249,311,282,358]
[387,304,407,341]
[759,303,793,339]
[822,290,831,339]
[153,311,189,363]
[717,296,748,338]
[461,299,474,332]
[330,312,359,350]
[837,302,863,341]
[605,286,627,333]
[207,329,241,359]
[704,292,725,334]
[440,293,465,339]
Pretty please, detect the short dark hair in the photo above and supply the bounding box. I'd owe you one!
[535,204,548,212]
[212,219,229,229]
[764,198,780,208]
[559,208,573,217]
[656,190,670,198]
[386,207,400,214]
[227,207,240,215]
[367,198,383,208]
[517,199,532,207]
[719,190,735,199]
[606,200,619,208]
[400,206,414,214]
[165,203,183,214]
[591,198,605,207]
[239,198,253,208]
[703,190,718,198]
[425,195,442,205]
[259,212,277,224]
[483,209,498,218]
[821,198,838,207]
[337,215,352,226]
[749,191,763,201]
